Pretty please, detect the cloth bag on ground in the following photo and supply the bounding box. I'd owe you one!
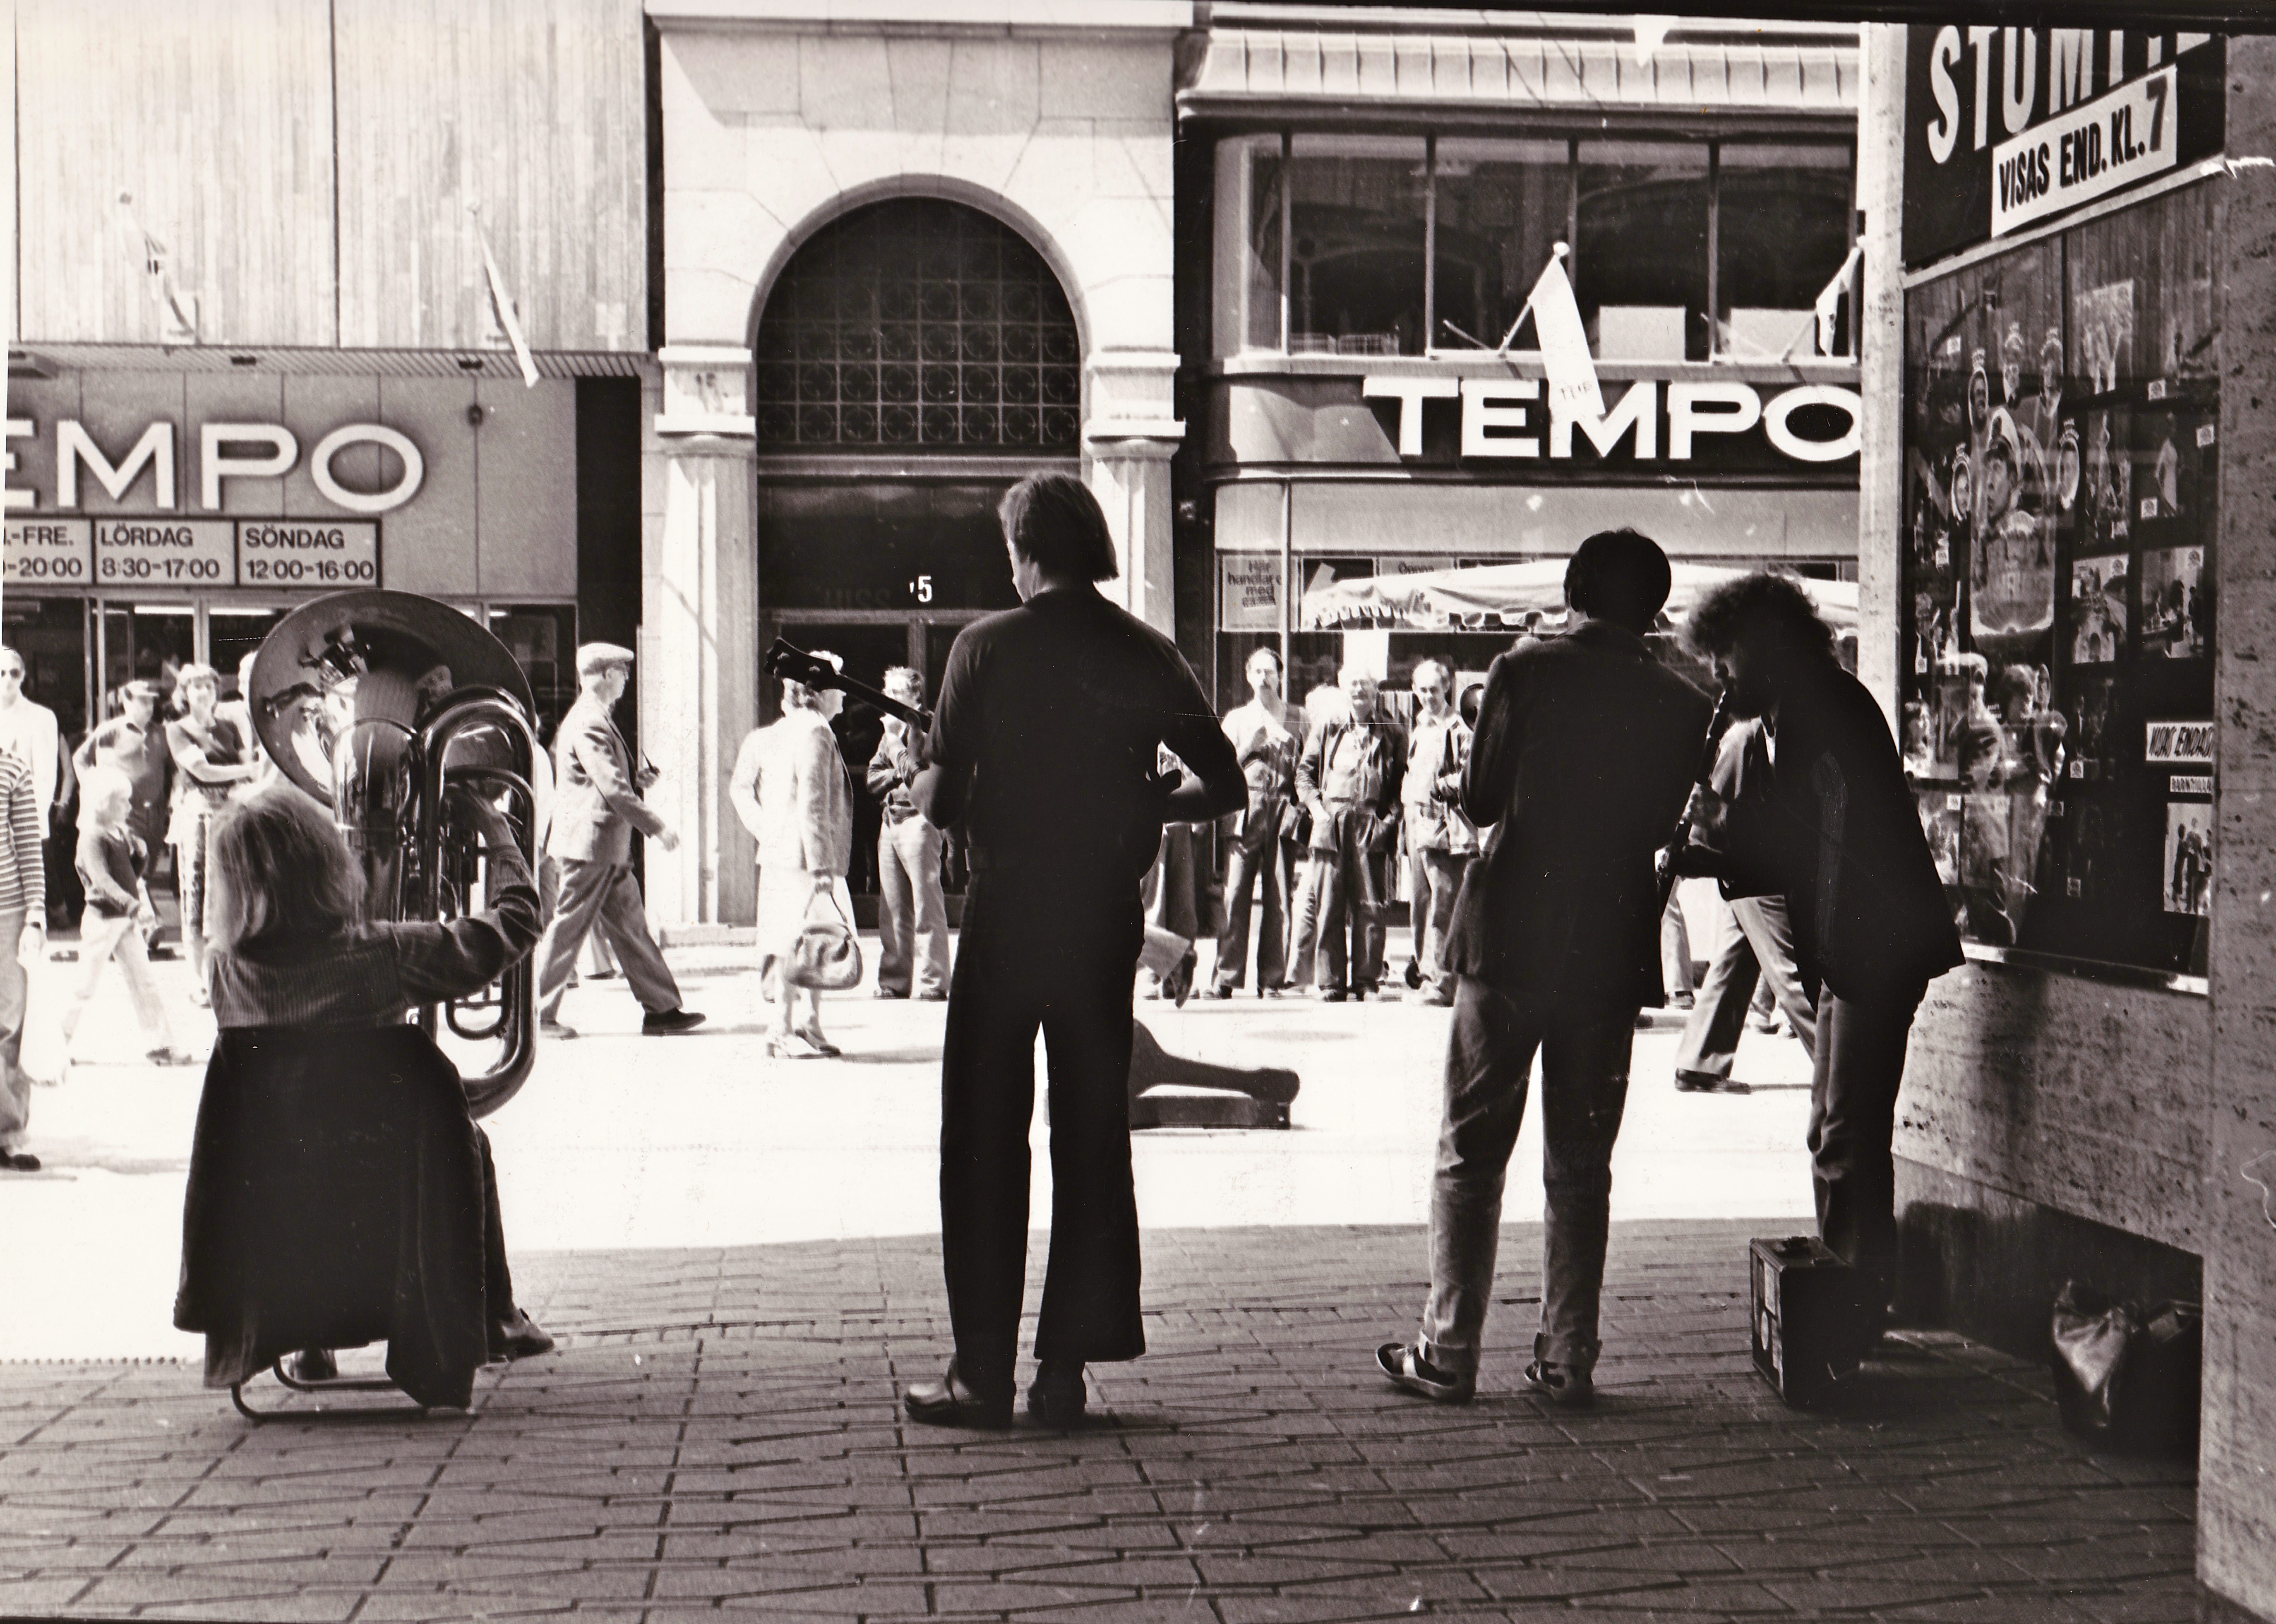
[784,885,862,990]
[2050,1280,2202,1455]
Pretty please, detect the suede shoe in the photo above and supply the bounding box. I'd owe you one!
[904,1362,1012,1430]
[1027,1361,1088,1429]
[641,1008,707,1035]
[1376,1340,1474,1403]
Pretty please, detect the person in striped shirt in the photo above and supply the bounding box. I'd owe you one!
[0,744,47,1172]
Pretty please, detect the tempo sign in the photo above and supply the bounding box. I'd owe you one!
[1361,377,1861,466]
[2,416,425,516]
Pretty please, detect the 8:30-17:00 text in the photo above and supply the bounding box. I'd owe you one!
[99,556,226,581]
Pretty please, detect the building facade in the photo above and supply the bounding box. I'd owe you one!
[1858,23,2272,1619]
[1174,9,1864,707]
[2,0,649,758]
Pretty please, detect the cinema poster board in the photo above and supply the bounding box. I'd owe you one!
[1899,176,2217,976]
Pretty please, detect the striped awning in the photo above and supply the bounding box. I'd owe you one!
[8,344,650,380]
[1179,24,1859,117]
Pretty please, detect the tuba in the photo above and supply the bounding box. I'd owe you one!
[246,590,543,1117]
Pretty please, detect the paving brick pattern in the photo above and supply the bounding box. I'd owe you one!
[0,1221,2195,1622]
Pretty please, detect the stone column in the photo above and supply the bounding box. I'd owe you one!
[1084,349,1183,636]
[1855,23,1906,729]
[646,346,759,930]
[2203,35,2276,1619]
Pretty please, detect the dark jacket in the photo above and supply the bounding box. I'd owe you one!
[1442,620,1712,1005]
[918,586,1242,878]
[1711,657,1964,1002]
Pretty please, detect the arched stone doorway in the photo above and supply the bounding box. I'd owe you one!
[749,197,1085,902]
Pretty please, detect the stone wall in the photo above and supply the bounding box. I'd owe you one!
[2201,31,2276,1618]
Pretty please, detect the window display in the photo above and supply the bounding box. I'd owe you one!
[1899,183,2217,975]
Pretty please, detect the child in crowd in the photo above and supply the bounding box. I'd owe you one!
[62,766,193,1072]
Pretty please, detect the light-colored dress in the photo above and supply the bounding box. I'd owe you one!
[728,708,856,961]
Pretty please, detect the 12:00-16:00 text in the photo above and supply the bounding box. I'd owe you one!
[244,558,376,584]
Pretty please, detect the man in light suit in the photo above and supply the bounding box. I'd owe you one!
[533,644,703,1038]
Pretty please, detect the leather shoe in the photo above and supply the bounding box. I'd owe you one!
[903,1362,1011,1430]
[1674,1069,1749,1095]
[288,1347,338,1382]
[917,990,948,1002]
[1027,1360,1088,1429]
[641,1008,707,1035]
[1320,987,1346,1003]
[1376,1340,1473,1403]
[490,1308,556,1362]
[539,1018,578,1041]
[0,1149,40,1172]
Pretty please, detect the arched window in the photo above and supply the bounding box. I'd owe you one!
[753,199,1082,452]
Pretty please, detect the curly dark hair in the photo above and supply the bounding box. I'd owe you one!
[1686,571,1835,662]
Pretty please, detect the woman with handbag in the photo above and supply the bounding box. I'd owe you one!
[729,651,857,1059]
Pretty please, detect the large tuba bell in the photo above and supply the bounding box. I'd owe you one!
[247,589,543,1117]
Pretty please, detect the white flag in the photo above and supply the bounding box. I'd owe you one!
[1521,249,1602,420]
[473,212,540,389]
[1814,241,1864,357]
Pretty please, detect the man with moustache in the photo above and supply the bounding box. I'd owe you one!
[1674,573,1963,1333]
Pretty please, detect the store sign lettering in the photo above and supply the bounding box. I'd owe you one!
[1904,27,2222,268]
[1,416,425,516]
[1363,377,1861,466]
[2145,721,2214,764]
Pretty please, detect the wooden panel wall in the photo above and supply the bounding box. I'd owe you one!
[332,0,646,352]
[16,0,338,346]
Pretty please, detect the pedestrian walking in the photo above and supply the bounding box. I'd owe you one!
[1399,660,1476,1007]
[900,471,1243,1431]
[163,664,259,1001]
[0,648,63,934]
[1672,716,1818,1094]
[1675,572,1964,1329]
[1294,667,1405,1001]
[1378,529,1710,1408]
[1284,682,1350,990]
[1209,645,1302,998]
[730,651,857,1059]
[0,742,45,1173]
[532,644,703,1039]
[58,767,191,1073]
[866,666,950,1002]
[72,680,174,955]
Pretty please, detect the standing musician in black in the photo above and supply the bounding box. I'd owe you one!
[905,472,1245,1430]
[1675,572,1963,1331]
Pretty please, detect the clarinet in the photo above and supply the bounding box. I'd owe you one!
[1656,690,1736,916]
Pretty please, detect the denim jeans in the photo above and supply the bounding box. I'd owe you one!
[1421,977,1638,1376]
[1673,896,1817,1081]
[1403,842,1469,990]
[876,816,950,998]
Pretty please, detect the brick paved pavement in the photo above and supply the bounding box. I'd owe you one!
[0,1220,2197,1623]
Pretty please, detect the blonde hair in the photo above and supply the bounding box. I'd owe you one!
[78,764,134,815]
[207,788,364,951]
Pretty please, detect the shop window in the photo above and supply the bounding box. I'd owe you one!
[752,199,1081,453]
[3,597,89,742]
[1432,139,1572,351]
[100,604,194,711]
[1220,134,1287,354]
[1717,142,1856,359]
[1284,135,1431,357]
[487,605,577,744]
[1576,141,1711,362]
[208,608,287,698]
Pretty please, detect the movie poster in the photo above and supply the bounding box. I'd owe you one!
[2075,279,2134,393]
[2163,801,2212,917]
[2067,557,2128,665]
[2139,547,2209,660]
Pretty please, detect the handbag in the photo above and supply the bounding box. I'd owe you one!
[784,884,863,990]
[2050,1281,2201,1455]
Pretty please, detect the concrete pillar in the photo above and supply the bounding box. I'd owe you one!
[1855,24,1906,728]
[1084,349,1183,635]
[645,346,758,930]
[2202,35,2276,1619]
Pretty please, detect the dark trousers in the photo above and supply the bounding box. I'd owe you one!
[1673,896,1818,1081]
[1313,807,1387,992]
[939,867,1146,1397]
[1807,980,1927,1308]
[1214,802,1290,992]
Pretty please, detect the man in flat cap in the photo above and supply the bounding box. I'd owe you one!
[533,644,703,1038]
[1376,529,1710,1410]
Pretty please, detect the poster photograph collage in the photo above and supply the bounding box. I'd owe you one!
[1901,181,2217,976]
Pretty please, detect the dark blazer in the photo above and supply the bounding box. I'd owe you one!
[1442,620,1712,1006]
[1712,658,1964,1002]
[545,694,664,866]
